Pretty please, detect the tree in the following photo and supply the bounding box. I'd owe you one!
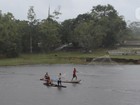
[48,5,62,20]
[39,18,61,52]
[91,4,127,48]
[128,21,140,39]
[27,6,37,53]
[61,19,75,44]
[0,12,20,57]
[61,4,127,51]
[73,14,104,50]
[16,20,30,53]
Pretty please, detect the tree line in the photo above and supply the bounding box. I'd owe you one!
[0,4,133,57]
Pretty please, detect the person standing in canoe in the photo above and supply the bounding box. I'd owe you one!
[72,68,77,80]
[44,72,52,86]
[57,73,62,86]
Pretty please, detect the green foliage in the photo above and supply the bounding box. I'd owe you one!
[90,4,127,48]
[39,18,61,52]
[0,12,21,57]
[0,4,132,58]
[61,19,75,44]
[27,6,36,25]
[16,20,30,53]
[128,22,140,39]
[60,4,127,50]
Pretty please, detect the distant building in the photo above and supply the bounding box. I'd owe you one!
[108,40,140,55]
[122,40,140,47]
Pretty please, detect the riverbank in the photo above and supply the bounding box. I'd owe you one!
[0,51,140,66]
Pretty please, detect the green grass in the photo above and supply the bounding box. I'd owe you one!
[0,50,140,66]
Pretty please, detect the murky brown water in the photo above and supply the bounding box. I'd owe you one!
[0,64,140,105]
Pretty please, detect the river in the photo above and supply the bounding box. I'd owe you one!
[0,64,140,105]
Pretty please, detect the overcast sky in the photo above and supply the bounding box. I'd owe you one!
[0,0,140,22]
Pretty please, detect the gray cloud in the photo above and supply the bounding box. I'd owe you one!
[0,0,140,22]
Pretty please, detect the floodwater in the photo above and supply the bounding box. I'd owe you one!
[0,64,140,105]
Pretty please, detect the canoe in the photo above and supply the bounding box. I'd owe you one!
[62,80,81,83]
[43,83,66,88]
[40,78,81,83]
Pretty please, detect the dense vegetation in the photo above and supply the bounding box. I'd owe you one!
[0,4,137,58]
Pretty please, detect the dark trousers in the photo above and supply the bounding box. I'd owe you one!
[57,80,61,86]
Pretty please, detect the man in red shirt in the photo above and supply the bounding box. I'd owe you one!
[72,68,77,80]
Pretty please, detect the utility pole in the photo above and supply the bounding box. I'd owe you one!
[48,5,50,18]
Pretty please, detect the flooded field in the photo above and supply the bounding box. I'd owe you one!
[0,64,140,105]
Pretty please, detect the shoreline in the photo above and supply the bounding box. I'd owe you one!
[0,52,140,66]
[85,57,140,64]
[0,57,140,66]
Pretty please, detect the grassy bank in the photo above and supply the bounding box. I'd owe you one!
[0,50,140,66]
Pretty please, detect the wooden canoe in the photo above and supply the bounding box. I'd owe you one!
[40,78,81,83]
[62,80,81,83]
